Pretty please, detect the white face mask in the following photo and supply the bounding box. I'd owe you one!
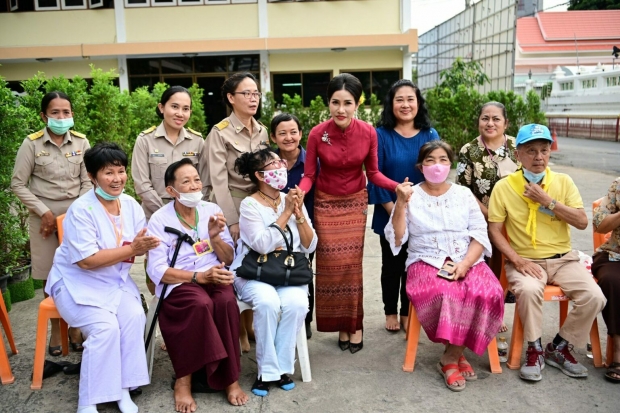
[173,188,202,208]
[261,167,287,190]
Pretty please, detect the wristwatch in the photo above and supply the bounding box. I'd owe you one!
[296,216,306,225]
[191,272,198,284]
[547,199,557,211]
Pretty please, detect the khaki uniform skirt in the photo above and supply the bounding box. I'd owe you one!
[29,197,75,280]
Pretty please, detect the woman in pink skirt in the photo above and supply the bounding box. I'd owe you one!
[385,140,504,392]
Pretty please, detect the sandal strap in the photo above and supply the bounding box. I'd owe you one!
[440,363,465,386]
[607,362,620,375]
[458,355,475,374]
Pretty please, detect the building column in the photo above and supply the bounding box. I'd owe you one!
[113,0,128,91]
[260,51,271,94]
[403,51,413,81]
[400,0,412,33]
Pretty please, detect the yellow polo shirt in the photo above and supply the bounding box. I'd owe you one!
[488,171,583,259]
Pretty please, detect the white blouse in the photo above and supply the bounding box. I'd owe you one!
[231,193,318,291]
[385,183,491,269]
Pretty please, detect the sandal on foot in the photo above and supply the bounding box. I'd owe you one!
[48,344,62,357]
[277,374,295,391]
[68,328,84,352]
[458,355,478,381]
[605,362,620,383]
[251,377,270,397]
[437,363,466,392]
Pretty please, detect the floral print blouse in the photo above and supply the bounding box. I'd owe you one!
[456,135,519,207]
[593,177,620,261]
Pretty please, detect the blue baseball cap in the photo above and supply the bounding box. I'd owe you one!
[516,124,553,146]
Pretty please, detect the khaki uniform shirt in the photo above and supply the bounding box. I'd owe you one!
[132,122,205,219]
[11,128,92,217]
[202,111,269,226]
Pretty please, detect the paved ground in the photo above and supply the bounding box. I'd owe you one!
[1,164,619,413]
[551,136,620,175]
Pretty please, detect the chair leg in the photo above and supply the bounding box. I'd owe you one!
[559,301,568,328]
[402,303,421,373]
[144,296,159,380]
[31,312,50,390]
[487,337,502,374]
[296,324,311,383]
[0,333,15,385]
[0,296,17,355]
[60,318,69,357]
[589,318,603,368]
[507,302,524,370]
[606,335,614,368]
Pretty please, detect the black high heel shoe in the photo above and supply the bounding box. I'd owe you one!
[349,330,364,354]
[338,339,350,351]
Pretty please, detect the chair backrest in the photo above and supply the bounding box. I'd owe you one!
[592,198,612,250]
[56,214,66,245]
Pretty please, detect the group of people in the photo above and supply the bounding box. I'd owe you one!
[9,71,620,412]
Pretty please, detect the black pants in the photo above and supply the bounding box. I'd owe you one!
[379,236,409,317]
[306,252,315,324]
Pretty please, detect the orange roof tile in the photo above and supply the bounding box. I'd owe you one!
[517,11,620,54]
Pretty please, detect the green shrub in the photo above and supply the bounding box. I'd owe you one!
[2,290,10,313]
[33,278,44,290]
[7,277,35,303]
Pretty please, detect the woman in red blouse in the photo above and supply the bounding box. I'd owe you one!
[299,73,409,353]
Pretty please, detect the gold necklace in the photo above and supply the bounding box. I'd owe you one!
[257,190,280,211]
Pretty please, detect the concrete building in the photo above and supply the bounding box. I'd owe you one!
[0,0,417,122]
[514,9,620,97]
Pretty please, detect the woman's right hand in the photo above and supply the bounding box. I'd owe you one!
[40,211,57,239]
[395,177,414,204]
[200,262,234,285]
[130,228,160,256]
[284,190,298,215]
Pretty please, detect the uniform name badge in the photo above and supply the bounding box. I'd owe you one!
[193,239,213,256]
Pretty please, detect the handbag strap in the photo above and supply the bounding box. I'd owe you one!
[268,223,293,254]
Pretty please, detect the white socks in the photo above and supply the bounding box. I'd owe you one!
[77,406,97,413]
[117,388,139,413]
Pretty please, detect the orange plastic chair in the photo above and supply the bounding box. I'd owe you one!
[403,302,502,374]
[31,214,70,390]
[592,197,614,366]
[1,292,18,385]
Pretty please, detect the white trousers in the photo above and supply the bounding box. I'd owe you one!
[237,280,308,382]
[52,280,149,406]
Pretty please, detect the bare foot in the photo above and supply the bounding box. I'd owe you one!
[174,375,197,413]
[457,355,477,380]
[499,323,508,333]
[239,327,251,353]
[225,381,249,406]
[385,315,400,331]
[160,342,167,351]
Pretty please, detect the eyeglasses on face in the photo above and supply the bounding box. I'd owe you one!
[261,159,288,170]
[231,91,262,99]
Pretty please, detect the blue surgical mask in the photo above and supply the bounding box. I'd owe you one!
[46,117,74,136]
[523,168,546,184]
[94,181,122,201]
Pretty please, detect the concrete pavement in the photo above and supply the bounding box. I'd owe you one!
[1,164,618,413]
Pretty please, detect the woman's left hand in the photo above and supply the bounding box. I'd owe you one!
[451,261,471,281]
[292,186,305,219]
[208,213,227,239]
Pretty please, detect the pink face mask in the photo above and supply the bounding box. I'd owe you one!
[422,164,450,184]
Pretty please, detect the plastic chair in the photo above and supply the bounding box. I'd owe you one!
[1,292,18,385]
[503,275,603,370]
[592,197,614,366]
[31,214,70,390]
[237,299,311,382]
[402,302,502,374]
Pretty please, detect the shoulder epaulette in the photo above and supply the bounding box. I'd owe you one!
[140,126,157,135]
[187,127,202,137]
[69,130,86,139]
[214,120,229,131]
[257,120,266,128]
[28,130,44,141]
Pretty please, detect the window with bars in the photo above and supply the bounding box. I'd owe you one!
[343,70,401,104]
[272,72,331,106]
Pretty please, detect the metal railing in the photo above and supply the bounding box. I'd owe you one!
[547,115,620,142]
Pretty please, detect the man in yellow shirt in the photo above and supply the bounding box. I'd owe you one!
[488,124,605,382]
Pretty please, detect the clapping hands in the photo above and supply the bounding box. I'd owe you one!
[284,185,306,219]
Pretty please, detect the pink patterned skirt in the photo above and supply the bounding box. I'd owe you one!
[406,260,504,355]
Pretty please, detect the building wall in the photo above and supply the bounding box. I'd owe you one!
[0,10,116,48]
[125,5,258,43]
[0,59,119,82]
[269,49,403,74]
[267,0,400,38]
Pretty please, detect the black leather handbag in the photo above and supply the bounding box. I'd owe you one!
[236,223,313,286]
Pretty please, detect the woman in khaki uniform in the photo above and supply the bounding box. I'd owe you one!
[201,72,269,351]
[11,91,92,356]
[132,85,205,220]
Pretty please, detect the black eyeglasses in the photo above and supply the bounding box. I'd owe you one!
[231,91,262,99]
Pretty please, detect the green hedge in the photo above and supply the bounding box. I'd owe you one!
[33,278,44,290]
[7,277,35,304]
[2,289,10,313]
